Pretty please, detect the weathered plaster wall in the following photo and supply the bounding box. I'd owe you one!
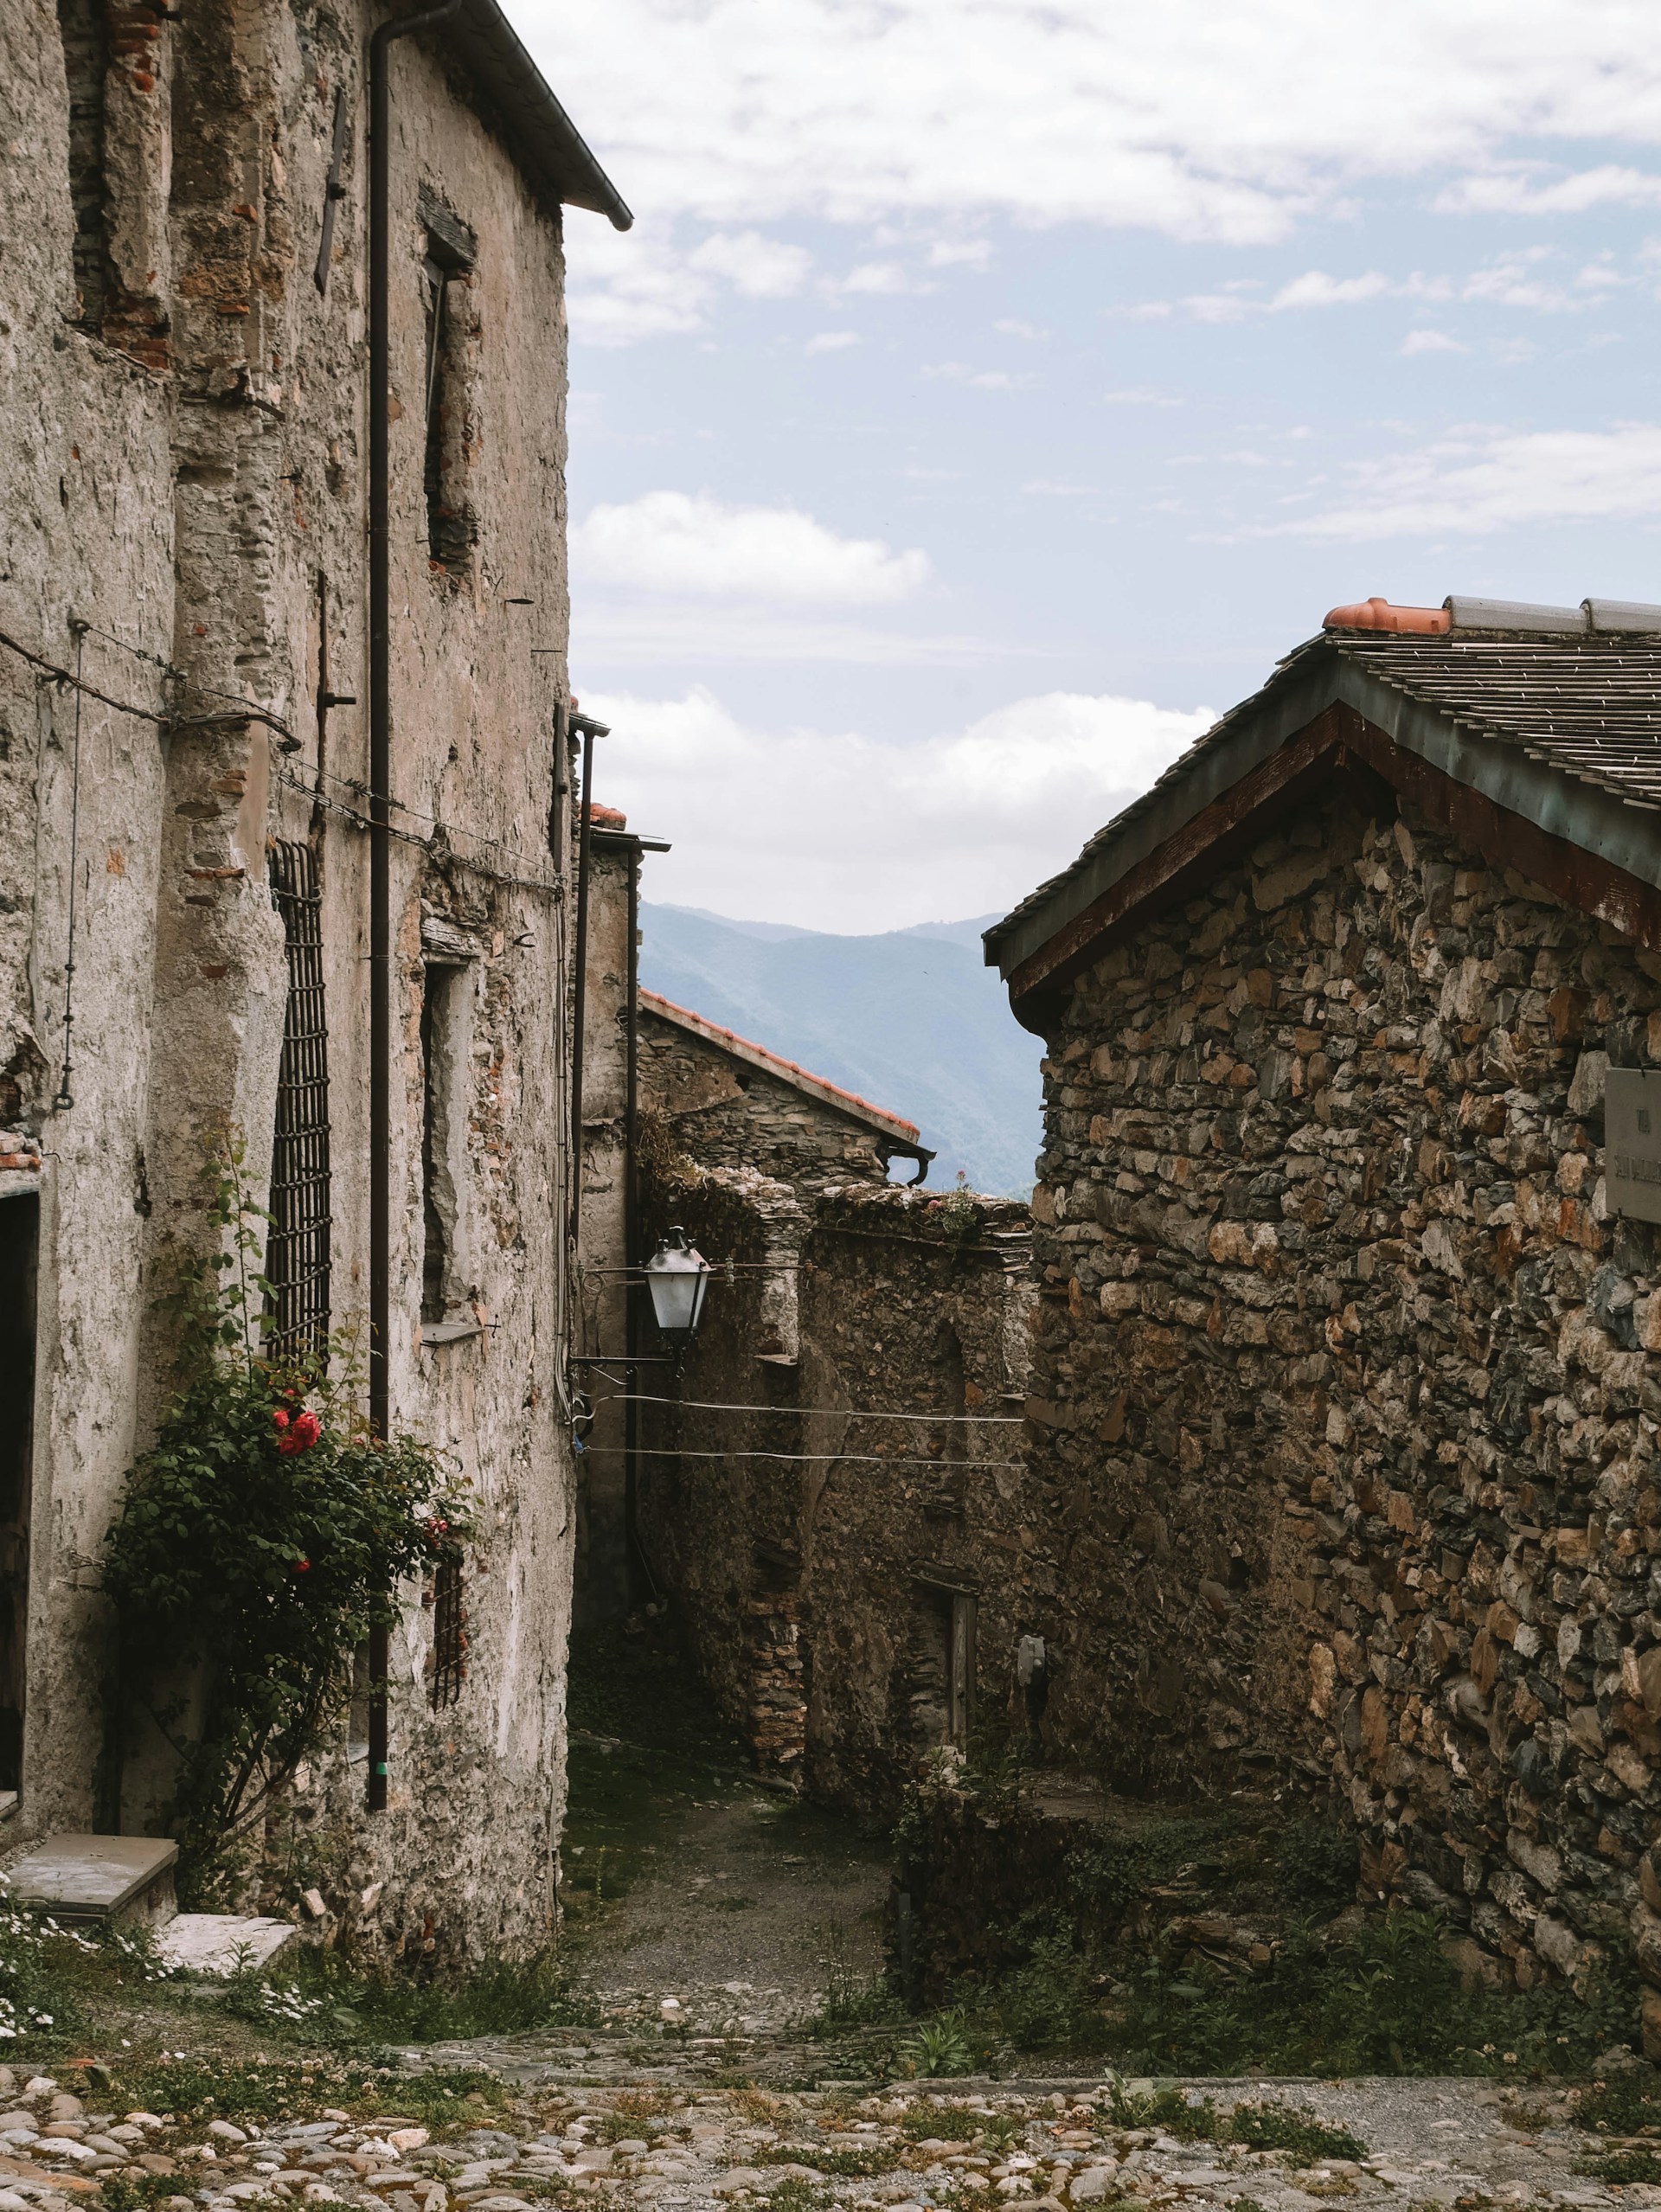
[636,1170,1035,1810]
[2,0,176,1836]
[1023,775,1661,2005]
[4,0,581,1956]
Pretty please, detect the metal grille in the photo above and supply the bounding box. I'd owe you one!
[431,1557,465,1709]
[266,841,333,1362]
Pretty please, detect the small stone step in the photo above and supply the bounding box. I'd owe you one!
[7,1832,178,1926]
[156,1912,297,1976]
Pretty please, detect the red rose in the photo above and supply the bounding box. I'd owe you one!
[273,1407,290,1431]
[292,1556,311,1574]
[278,1408,322,1456]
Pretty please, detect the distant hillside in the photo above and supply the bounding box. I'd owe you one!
[639,904,1042,1197]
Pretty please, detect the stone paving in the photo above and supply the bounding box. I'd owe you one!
[3,2062,1659,2212]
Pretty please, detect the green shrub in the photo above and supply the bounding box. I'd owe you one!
[1273,1820,1359,1910]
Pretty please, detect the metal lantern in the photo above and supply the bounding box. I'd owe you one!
[644,1226,710,1350]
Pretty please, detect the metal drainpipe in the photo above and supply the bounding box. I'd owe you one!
[366,0,459,1817]
[567,713,605,1255]
[623,841,643,1601]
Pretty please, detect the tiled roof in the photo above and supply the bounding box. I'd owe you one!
[986,628,1661,964]
[639,991,927,1149]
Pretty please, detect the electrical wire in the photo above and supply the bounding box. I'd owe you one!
[592,1389,1023,1425]
[579,1446,1025,1468]
[273,765,565,900]
[0,627,169,727]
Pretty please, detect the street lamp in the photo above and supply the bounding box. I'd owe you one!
[644,1227,710,1352]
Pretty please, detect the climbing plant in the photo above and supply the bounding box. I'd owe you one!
[103,1132,471,1884]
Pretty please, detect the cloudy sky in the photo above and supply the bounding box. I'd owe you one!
[514,0,1661,932]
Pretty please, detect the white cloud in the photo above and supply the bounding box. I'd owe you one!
[1104,385,1183,406]
[539,2,1661,340]
[1268,268,1394,309]
[583,687,1215,931]
[1282,420,1661,539]
[1023,479,1094,496]
[574,604,1006,667]
[930,240,994,267]
[573,490,932,604]
[995,317,1049,339]
[1438,163,1661,215]
[805,329,860,353]
[839,260,913,294]
[686,230,811,296]
[1400,328,1467,355]
[922,361,1033,390]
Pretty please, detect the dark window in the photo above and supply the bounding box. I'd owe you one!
[430,1556,465,1709]
[420,208,476,573]
[57,0,112,330]
[266,843,332,1361]
[420,962,465,1323]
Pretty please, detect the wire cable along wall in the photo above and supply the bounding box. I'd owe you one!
[266,842,333,1360]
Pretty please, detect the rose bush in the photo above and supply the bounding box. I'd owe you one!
[103,1136,471,1891]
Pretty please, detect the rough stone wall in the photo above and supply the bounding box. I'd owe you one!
[636,1171,1036,1811]
[1023,775,1661,2000]
[3,0,580,1957]
[574,829,638,1624]
[639,1009,898,1189]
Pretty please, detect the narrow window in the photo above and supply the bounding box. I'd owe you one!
[57,0,112,330]
[420,960,468,1324]
[418,199,477,574]
[266,843,332,1362]
[430,1556,465,1709]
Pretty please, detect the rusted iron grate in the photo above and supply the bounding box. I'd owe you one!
[431,1557,465,1709]
[266,841,332,1361]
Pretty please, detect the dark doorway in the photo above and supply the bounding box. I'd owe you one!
[0,1193,38,1792]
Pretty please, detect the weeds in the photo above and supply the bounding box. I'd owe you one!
[810,1920,904,2036]
[1573,2074,1661,2133]
[948,1904,1640,2078]
[263,1942,593,2044]
[899,2104,1022,2147]
[99,2055,509,2126]
[1228,2105,1367,2162]
[904,2010,973,2078]
[97,2179,194,2212]
[600,2093,681,2141]
[762,2182,835,2212]
[758,2145,893,2177]
[1581,2148,1661,2183]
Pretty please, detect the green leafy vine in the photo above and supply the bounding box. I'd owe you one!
[103,1132,472,1889]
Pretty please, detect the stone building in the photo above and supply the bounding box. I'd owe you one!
[632,1167,1034,1804]
[984,593,1661,2001]
[1,0,626,1952]
[639,992,936,1189]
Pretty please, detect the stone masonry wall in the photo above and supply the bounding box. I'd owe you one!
[639,1008,899,1190]
[1024,773,1661,2006]
[636,1170,1036,1811]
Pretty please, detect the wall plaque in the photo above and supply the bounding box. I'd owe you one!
[1606,1067,1661,1225]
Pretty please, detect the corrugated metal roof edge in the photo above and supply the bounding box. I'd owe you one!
[983,633,1661,986]
[442,0,632,231]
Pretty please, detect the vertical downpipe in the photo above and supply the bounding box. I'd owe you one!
[623,843,642,1599]
[567,714,600,1255]
[366,0,458,1816]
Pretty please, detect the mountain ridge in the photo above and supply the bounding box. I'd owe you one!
[639,903,1039,1196]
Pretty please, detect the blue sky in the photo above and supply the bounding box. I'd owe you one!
[510,0,1661,931]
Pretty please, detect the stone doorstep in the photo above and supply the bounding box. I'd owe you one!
[156,1913,298,1977]
[6,1833,178,1927]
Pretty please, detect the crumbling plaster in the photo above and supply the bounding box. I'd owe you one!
[4,0,581,1956]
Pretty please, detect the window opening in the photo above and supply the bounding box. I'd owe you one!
[57,0,112,331]
[265,843,333,1361]
[430,1556,464,1708]
[419,204,475,573]
[420,960,468,1323]
[0,1194,38,1794]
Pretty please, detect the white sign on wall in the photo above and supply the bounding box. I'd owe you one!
[1606,1067,1661,1227]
